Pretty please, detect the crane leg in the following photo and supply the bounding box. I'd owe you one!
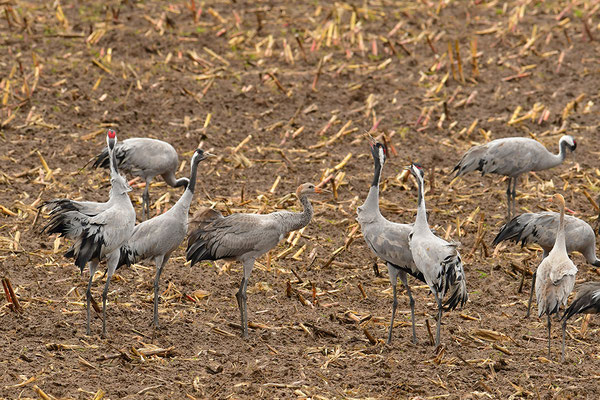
[547,313,552,360]
[561,321,567,362]
[153,255,166,328]
[142,181,151,220]
[235,259,254,338]
[85,260,98,336]
[435,293,443,347]
[511,176,518,218]
[386,263,399,344]
[101,254,118,337]
[525,271,536,318]
[235,277,248,338]
[505,178,513,220]
[398,268,417,344]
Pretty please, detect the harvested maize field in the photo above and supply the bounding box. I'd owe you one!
[2,0,600,398]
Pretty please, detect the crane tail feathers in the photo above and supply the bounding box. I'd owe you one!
[562,284,600,322]
[443,279,468,311]
[186,237,215,266]
[92,145,127,170]
[40,204,105,272]
[492,214,532,247]
[117,245,136,270]
[92,147,110,169]
[439,253,469,311]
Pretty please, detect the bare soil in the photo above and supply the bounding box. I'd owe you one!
[2,1,600,399]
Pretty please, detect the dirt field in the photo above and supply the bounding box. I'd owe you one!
[2,0,600,398]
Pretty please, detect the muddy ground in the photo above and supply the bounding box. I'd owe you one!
[1,0,600,399]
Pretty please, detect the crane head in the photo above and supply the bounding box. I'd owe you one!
[106,129,117,150]
[192,148,216,164]
[297,182,330,197]
[366,134,387,165]
[407,163,425,180]
[550,193,566,209]
[559,135,576,153]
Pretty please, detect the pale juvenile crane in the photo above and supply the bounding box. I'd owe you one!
[561,282,600,361]
[356,136,420,344]
[408,164,468,347]
[186,183,328,338]
[452,135,576,219]
[93,137,188,220]
[117,149,214,327]
[42,129,136,336]
[535,194,578,360]
[493,211,600,317]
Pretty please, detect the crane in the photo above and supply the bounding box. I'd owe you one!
[407,164,468,347]
[534,194,577,360]
[186,183,328,338]
[452,135,576,219]
[117,149,214,327]
[493,211,599,317]
[561,282,600,361]
[93,137,188,220]
[42,129,136,336]
[356,135,420,344]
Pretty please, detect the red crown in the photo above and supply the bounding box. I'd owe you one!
[107,129,116,139]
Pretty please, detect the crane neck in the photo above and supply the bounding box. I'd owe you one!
[172,159,201,214]
[108,145,119,177]
[371,154,383,188]
[557,138,574,163]
[414,175,429,230]
[175,178,190,188]
[553,203,567,253]
[287,193,314,232]
[358,157,383,218]
[187,159,200,194]
[537,139,570,171]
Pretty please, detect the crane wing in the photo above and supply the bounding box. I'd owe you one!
[187,213,281,264]
[43,198,110,218]
[362,220,421,280]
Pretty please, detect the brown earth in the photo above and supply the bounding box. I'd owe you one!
[1,0,600,399]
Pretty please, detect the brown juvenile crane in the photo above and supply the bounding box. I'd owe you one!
[535,194,577,361]
[493,211,600,317]
[186,183,328,338]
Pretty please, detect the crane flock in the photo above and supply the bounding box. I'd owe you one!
[39,128,598,363]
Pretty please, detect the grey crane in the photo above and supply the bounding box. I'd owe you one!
[93,137,188,220]
[186,183,328,338]
[561,282,600,361]
[408,164,468,347]
[42,129,136,336]
[356,136,420,344]
[534,194,577,360]
[493,211,600,317]
[452,135,576,219]
[117,148,214,327]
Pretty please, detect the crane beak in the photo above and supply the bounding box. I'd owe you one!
[314,187,331,194]
[365,133,377,147]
